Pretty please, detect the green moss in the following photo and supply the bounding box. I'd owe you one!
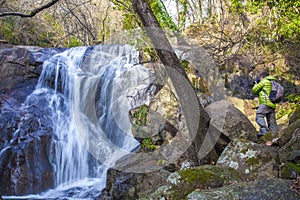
[179,168,214,183]
[181,59,190,71]
[287,161,300,174]
[258,132,276,144]
[281,161,300,178]
[141,138,156,152]
[132,104,149,126]
[241,148,248,154]
[246,157,260,166]
[281,165,292,178]
[169,166,242,200]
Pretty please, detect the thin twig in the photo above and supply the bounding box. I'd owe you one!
[0,0,61,17]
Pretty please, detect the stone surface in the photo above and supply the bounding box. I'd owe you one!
[0,45,60,195]
[216,140,279,180]
[187,179,300,200]
[0,94,55,195]
[278,127,300,179]
[99,169,170,199]
[202,100,257,163]
[0,45,65,102]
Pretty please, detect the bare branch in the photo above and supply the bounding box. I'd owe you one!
[0,0,61,17]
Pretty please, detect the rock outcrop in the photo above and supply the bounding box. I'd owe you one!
[202,100,257,163]
[187,179,299,200]
[0,45,64,195]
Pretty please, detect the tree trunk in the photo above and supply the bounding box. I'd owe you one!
[131,0,209,165]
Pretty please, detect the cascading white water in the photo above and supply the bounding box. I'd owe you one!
[5,44,155,199]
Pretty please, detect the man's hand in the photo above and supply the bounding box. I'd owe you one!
[253,78,260,85]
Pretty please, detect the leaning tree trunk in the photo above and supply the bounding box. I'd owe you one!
[131,0,210,165]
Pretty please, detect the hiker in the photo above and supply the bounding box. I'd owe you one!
[252,71,278,139]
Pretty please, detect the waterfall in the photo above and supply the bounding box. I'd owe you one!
[6,45,155,199]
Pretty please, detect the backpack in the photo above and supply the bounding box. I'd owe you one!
[269,80,284,103]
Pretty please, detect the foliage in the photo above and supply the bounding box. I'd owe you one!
[230,0,300,42]
[143,47,159,61]
[149,0,177,30]
[178,0,188,31]
[0,16,52,46]
[111,0,139,30]
[133,104,149,126]
[277,94,300,119]
[111,0,177,31]
[0,17,19,43]
[67,36,83,48]
[0,0,116,47]
[141,138,156,151]
[180,59,189,71]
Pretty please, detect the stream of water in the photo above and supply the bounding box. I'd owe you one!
[3,44,154,199]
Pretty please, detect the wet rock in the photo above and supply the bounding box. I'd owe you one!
[0,45,65,102]
[0,135,54,195]
[99,169,170,199]
[0,45,56,195]
[30,47,66,64]
[0,102,54,195]
[0,47,38,102]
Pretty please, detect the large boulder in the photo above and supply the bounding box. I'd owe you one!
[187,179,300,200]
[216,140,279,179]
[99,169,170,199]
[227,96,259,130]
[278,119,300,147]
[108,165,244,200]
[202,100,257,163]
[0,45,65,102]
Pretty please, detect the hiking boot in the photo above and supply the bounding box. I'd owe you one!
[271,137,279,146]
[265,141,273,146]
[256,134,264,140]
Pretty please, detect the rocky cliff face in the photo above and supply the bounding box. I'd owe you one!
[0,44,65,195]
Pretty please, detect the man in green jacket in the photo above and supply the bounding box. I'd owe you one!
[252,71,278,138]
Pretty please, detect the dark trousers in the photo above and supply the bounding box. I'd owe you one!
[256,104,278,136]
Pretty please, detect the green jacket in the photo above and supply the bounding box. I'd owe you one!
[252,76,276,109]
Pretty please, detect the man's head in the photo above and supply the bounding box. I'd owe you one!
[259,71,269,79]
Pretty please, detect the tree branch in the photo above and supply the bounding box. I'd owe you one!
[0,0,61,17]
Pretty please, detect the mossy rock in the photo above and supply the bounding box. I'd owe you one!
[258,132,277,144]
[289,104,300,124]
[281,161,300,179]
[167,165,242,200]
[279,119,300,147]
[217,140,279,180]
[278,127,300,179]
[187,179,300,200]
